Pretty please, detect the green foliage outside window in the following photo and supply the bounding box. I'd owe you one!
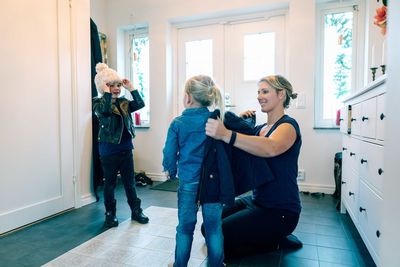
[325,13,353,99]
[132,37,148,99]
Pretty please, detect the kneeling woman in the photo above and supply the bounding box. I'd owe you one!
[205,75,302,257]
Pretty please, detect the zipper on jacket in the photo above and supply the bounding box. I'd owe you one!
[114,100,124,144]
[117,113,123,143]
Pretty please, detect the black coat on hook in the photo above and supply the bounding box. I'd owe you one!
[90,18,104,201]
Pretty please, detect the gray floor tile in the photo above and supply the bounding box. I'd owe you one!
[317,246,360,266]
[280,256,319,267]
[281,244,318,261]
[0,185,376,267]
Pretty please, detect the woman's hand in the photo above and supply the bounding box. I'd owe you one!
[122,79,134,91]
[205,118,231,142]
[239,110,256,118]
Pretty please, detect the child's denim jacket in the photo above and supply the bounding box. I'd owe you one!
[162,107,210,189]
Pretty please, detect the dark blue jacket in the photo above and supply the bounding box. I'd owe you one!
[224,112,275,196]
[197,110,235,206]
[197,111,275,206]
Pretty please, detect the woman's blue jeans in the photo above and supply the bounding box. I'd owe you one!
[174,185,224,267]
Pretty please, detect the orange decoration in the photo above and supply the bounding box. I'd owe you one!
[374,6,387,35]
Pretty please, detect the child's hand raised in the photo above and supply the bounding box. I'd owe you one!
[122,79,134,91]
[102,83,111,93]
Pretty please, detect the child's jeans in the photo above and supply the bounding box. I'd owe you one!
[174,184,224,267]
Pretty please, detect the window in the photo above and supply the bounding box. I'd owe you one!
[127,28,150,127]
[315,3,362,128]
[185,39,213,80]
[243,32,275,81]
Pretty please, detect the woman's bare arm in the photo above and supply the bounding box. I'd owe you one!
[205,118,296,157]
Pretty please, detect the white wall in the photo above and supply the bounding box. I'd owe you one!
[90,0,108,34]
[92,0,343,192]
[366,0,387,84]
[72,0,95,206]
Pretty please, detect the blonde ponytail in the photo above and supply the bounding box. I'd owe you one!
[185,75,225,118]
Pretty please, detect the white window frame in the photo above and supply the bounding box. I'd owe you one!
[124,26,150,127]
[315,1,365,128]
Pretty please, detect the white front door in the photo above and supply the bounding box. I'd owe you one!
[0,0,75,234]
[177,24,225,113]
[176,14,286,125]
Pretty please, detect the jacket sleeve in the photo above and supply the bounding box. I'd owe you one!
[162,121,179,179]
[224,111,256,135]
[128,90,145,113]
[93,93,113,117]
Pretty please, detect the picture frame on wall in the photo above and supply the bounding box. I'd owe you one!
[99,32,108,64]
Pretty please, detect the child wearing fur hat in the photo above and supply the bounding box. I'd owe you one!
[93,63,149,227]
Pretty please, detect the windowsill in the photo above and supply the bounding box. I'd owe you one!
[135,125,150,129]
[313,126,340,130]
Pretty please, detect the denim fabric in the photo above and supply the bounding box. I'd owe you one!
[174,185,224,267]
[162,107,210,183]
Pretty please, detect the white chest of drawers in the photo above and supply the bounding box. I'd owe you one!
[340,76,386,266]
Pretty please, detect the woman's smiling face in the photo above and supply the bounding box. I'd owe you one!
[257,82,283,113]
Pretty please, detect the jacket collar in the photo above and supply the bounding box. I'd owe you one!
[182,107,209,115]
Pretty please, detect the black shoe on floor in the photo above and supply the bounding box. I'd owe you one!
[277,234,303,250]
[131,209,149,224]
[104,212,119,228]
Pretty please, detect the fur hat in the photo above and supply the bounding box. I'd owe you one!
[94,63,121,95]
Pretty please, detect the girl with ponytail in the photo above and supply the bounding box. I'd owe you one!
[163,75,225,266]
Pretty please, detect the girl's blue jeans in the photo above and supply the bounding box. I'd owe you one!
[174,185,224,267]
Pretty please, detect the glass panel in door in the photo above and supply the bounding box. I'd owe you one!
[225,16,286,125]
[177,24,224,114]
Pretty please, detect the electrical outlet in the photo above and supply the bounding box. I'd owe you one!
[297,169,305,181]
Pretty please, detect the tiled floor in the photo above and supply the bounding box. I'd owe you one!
[44,206,207,267]
[0,183,376,267]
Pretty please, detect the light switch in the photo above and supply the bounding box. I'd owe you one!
[296,93,306,109]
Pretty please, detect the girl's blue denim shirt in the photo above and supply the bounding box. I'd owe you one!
[162,107,210,188]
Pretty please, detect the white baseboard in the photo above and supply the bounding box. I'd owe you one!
[298,183,336,194]
[80,193,97,207]
[145,172,168,182]
[145,173,336,195]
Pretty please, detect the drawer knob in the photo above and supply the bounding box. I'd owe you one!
[362,116,369,121]
[342,147,347,151]
[349,191,354,196]
[378,168,384,175]
[342,181,346,184]
[359,207,366,212]
[350,152,355,156]
[351,118,357,122]
[380,113,385,120]
[376,230,381,238]
[360,159,368,164]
